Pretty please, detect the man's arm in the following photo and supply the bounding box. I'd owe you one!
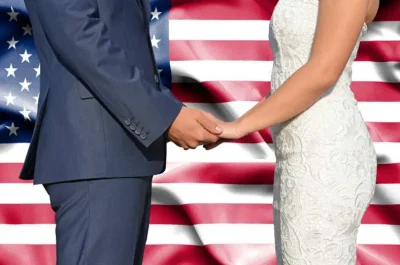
[29,0,181,147]
[160,85,184,106]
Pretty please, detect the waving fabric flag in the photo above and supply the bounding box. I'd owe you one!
[1,0,400,264]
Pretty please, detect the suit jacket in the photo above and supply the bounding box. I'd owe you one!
[20,0,183,184]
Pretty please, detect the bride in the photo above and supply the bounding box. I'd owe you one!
[205,0,379,264]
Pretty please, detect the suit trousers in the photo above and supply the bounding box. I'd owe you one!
[44,176,153,265]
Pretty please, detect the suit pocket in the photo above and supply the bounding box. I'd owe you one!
[77,82,94,99]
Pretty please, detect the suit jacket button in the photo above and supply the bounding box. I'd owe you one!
[140,133,147,140]
[135,128,141,135]
[129,124,136,131]
[124,118,131,126]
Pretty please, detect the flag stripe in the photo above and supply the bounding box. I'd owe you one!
[1,223,399,245]
[170,61,400,83]
[169,0,399,22]
[2,142,400,163]
[169,21,400,41]
[170,40,400,62]
[171,82,400,102]
[1,183,398,205]
[2,204,400,226]
[1,162,400,184]
[183,101,400,123]
[1,244,400,265]
[169,0,277,20]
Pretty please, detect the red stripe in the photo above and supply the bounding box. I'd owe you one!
[158,163,400,185]
[0,163,24,183]
[2,203,400,225]
[357,41,400,62]
[152,204,400,225]
[171,82,400,103]
[374,0,400,21]
[170,0,277,20]
[170,41,400,62]
[0,244,398,265]
[170,40,273,61]
[1,163,400,184]
[351,82,400,102]
[170,0,399,22]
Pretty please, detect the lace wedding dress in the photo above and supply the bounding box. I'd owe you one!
[269,0,377,264]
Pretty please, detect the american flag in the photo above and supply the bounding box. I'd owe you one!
[1,0,399,264]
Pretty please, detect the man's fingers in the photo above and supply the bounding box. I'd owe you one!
[204,139,225,150]
[202,132,219,144]
[197,114,223,135]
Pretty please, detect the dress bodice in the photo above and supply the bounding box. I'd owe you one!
[269,0,367,98]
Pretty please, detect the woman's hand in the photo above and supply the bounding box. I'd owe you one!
[202,113,247,150]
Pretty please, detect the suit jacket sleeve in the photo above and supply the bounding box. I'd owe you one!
[30,0,182,148]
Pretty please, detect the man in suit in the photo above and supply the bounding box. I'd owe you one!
[20,0,222,264]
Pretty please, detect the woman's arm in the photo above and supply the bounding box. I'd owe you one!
[236,0,371,135]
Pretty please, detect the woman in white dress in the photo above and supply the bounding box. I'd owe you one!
[205,0,380,264]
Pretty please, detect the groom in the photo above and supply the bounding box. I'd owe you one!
[20,0,222,264]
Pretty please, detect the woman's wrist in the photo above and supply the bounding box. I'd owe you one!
[234,117,251,137]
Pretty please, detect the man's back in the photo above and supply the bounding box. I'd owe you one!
[20,0,182,184]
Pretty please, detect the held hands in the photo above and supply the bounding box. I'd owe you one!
[167,107,247,150]
[202,113,247,150]
[167,107,223,149]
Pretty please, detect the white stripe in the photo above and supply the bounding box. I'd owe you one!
[2,142,400,164]
[169,20,400,41]
[362,21,400,41]
[0,183,398,205]
[171,61,400,83]
[1,224,399,245]
[167,142,399,163]
[185,101,400,123]
[169,20,270,41]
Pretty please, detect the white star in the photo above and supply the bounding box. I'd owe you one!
[151,8,162,20]
[151,35,161,48]
[4,91,16,105]
[20,78,32,91]
[158,69,163,74]
[6,122,19,136]
[5,64,17,77]
[7,6,19,22]
[7,36,19,49]
[33,93,40,105]
[19,107,31,121]
[22,24,32,35]
[20,50,32,63]
[34,64,41,77]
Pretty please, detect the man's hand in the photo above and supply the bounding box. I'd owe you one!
[168,107,222,149]
[202,112,248,150]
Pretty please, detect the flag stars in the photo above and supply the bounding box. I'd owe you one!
[6,122,19,136]
[5,64,17,77]
[20,78,32,91]
[7,6,19,22]
[34,64,41,77]
[22,24,32,35]
[19,107,31,121]
[4,92,16,105]
[151,35,161,48]
[20,50,32,63]
[151,8,162,20]
[7,36,19,49]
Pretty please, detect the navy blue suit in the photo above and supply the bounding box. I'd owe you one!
[20,0,182,264]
